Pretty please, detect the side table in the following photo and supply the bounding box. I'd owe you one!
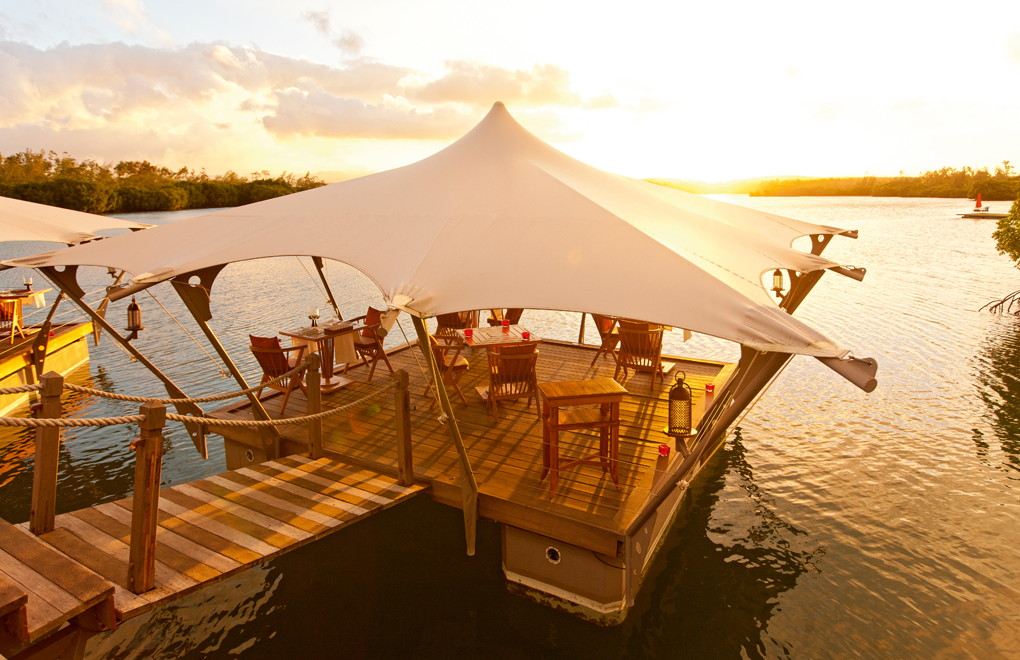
[538,378,627,497]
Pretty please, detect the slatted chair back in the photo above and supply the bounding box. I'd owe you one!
[589,313,620,366]
[318,333,336,380]
[351,307,399,380]
[615,320,666,385]
[0,299,25,344]
[249,338,290,376]
[485,342,540,422]
[435,310,479,336]
[486,308,525,326]
[424,333,471,406]
[249,335,307,414]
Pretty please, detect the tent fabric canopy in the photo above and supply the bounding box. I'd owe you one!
[0,196,153,245]
[7,102,859,358]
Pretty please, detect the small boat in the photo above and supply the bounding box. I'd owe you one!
[958,193,1008,219]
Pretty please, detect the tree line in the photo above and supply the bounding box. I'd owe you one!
[0,149,327,214]
[747,162,1019,200]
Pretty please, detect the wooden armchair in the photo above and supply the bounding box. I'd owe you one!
[249,335,307,415]
[423,334,470,406]
[0,299,25,344]
[435,310,479,337]
[486,308,524,326]
[614,320,666,386]
[348,307,399,381]
[484,342,540,422]
[589,314,619,366]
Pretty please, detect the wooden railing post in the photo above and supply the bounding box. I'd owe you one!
[128,402,165,594]
[30,371,63,536]
[393,370,413,486]
[306,353,323,459]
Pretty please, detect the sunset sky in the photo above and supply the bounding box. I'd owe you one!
[2,0,1018,182]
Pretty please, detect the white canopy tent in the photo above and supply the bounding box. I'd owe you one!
[7,102,861,358]
[0,196,152,245]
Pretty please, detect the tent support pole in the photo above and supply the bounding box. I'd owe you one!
[38,266,209,459]
[311,257,342,321]
[170,267,283,460]
[411,315,478,556]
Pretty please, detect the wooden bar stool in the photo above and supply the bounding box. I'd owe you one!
[538,378,627,497]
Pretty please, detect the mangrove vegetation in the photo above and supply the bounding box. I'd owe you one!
[649,162,1020,200]
[0,149,327,214]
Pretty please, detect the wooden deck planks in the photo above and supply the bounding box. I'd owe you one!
[0,455,424,632]
[0,520,115,651]
[210,340,732,550]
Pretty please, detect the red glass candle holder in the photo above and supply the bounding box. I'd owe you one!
[705,383,715,394]
[464,328,473,339]
[522,331,530,340]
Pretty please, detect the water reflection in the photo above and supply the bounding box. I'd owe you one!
[81,429,817,659]
[974,316,1020,477]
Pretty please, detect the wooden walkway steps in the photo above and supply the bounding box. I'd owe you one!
[0,518,114,658]
[0,454,424,656]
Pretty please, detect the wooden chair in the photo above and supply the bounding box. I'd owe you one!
[348,307,399,381]
[589,314,620,366]
[484,342,540,422]
[614,320,666,386]
[249,335,307,415]
[423,334,470,406]
[486,308,524,326]
[435,310,479,337]
[0,299,25,344]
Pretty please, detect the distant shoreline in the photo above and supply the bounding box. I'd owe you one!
[647,168,1020,201]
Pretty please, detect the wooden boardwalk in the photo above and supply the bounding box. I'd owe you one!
[211,339,736,557]
[0,455,423,657]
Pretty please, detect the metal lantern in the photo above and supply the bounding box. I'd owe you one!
[664,371,694,438]
[772,268,785,297]
[125,296,144,341]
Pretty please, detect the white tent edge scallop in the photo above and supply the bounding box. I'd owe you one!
[5,102,870,366]
[0,195,153,245]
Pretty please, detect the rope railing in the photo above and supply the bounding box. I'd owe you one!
[0,362,309,403]
[166,381,395,427]
[0,414,145,428]
[0,377,393,429]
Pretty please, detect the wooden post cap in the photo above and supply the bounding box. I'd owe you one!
[305,352,320,369]
[138,402,167,431]
[40,371,63,397]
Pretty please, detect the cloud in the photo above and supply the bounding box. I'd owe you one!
[0,39,637,174]
[333,30,364,57]
[301,9,331,36]
[263,85,474,139]
[300,8,363,57]
[403,61,611,109]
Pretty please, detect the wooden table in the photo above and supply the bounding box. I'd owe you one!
[0,288,49,307]
[0,288,50,342]
[280,324,358,393]
[456,324,540,348]
[538,378,627,497]
[458,325,542,403]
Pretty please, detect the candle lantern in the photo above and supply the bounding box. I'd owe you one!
[772,268,785,298]
[125,296,144,341]
[664,371,694,438]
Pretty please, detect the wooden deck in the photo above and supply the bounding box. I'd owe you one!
[0,455,424,655]
[211,340,735,556]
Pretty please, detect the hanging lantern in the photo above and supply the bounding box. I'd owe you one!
[664,371,694,438]
[772,268,785,298]
[125,296,144,341]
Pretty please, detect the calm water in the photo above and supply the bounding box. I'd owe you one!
[1,196,1018,659]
